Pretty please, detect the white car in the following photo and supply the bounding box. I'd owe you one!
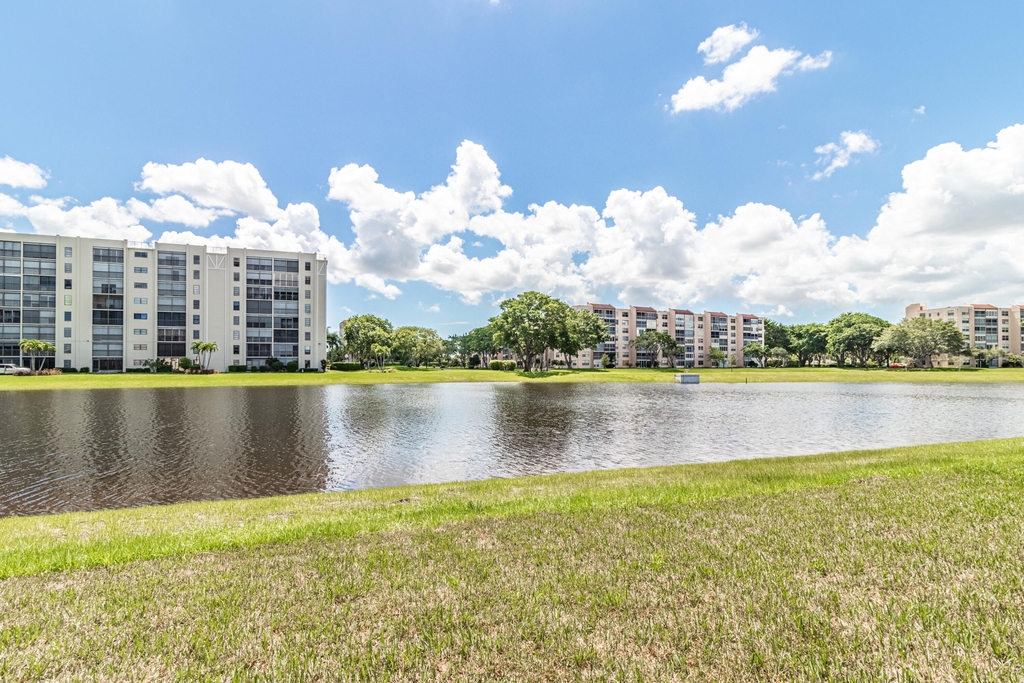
[0,363,30,375]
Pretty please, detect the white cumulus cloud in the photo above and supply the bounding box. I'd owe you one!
[137,158,284,221]
[672,26,832,113]
[812,130,880,180]
[697,23,759,65]
[126,195,233,227]
[0,156,49,189]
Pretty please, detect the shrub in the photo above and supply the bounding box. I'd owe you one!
[227,365,247,373]
[125,368,150,373]
[59,367,78,374]
[79,367,90,373]
[502,360,517,372]
[286,360,299,372]
[178,358,194,371]
[488,360,503,370]
[469,354,481,368]
[330,362,363,371]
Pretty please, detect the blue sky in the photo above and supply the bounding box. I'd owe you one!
[3,1,1024,331]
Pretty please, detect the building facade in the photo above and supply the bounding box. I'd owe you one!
[555,303,765,368]
[905,302,1023,366]
[0,235,328,372]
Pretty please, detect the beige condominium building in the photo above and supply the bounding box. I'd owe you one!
[554,303,765,369]
[905,302,1023,366]
[0,235,328,372]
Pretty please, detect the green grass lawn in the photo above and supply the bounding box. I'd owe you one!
[2,364,1023,391]
[2,439,1024,679]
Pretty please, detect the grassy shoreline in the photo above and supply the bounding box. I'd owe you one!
[2,439,1024,679]
[3,365,1024,391]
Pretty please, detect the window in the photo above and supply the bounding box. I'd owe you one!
[233,286,240,296]
[304,318,311,327]
[134,267,148,274]
[134,313,148,320]
[64,247,73,258]
[233,301,240,311]
[304,332,311,341]
[304,345,311,355]
[134,329,148,336]
[233,257,240,267]
[233,330,240,340]
[64,295,72,306]
[193,285,200,295]
[193,300,200,310]
[304,262,311,271]
[193,270,200,280]
[304,304,311,314]
[134,344,148,350]
[233,316,239,325]
[193,255,200,265]
[64,279,72,289]
[134,282,147,289]
[233,272,240,282]
[135,251,148,258]
[63,327,71,338]
[193,315,200,325]
[64,311,71,322]
[64,344,71,354]
[193,329,200,339]
[233,345,240,354]
[64,262,72,273]
[304,290,311,299]
[133,297,148,305]
[304,276,311,285]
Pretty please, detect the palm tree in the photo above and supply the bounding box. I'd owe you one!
[189,340,219,371]
[326,331,341,361]
[19,339,56,371]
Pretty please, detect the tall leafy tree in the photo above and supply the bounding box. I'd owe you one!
[826,313,890,366]
[19,338,55,370]
[326,331,342,362]
[551,308,609,369]
[742,341,768,367]
[707,347,726,368]
[630,330,676,368]
[788,323,829,366]
[763,319,791,352]
[466,325,499,366]
[392,327,443,367]
[342,315,394,367]
[490,291,562,372]
[446,333,472,368]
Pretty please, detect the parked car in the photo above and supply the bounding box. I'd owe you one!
[0,363,30,375]
[889,362,907,368]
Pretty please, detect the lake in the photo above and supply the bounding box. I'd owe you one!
[2,381,1023,517]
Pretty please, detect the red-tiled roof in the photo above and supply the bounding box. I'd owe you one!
[633,306,657,312]
[588,303,615,310]
[970,303,996,309]
[672,308,694,315]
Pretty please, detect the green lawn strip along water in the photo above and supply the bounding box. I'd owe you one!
[1,439,1020,579]
[1,442,1023,680]
[2,366,1024,392]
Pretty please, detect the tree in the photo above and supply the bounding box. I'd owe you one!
[326,331,342,362]
[707,347,726,367]
[826,313,890,366]
[19,338,55,370]
[630,330,675,368]
[392,327,443,366]
[552,308,609,369]
[788,324,829,366]
[446,334,472,368]
[466,325,499,366]
[742,342,768,367]
[769,347,791,367]
[370,342,391,372]
[190,340,218,370]
[871,325,911,367]
[342,315,394,367]
[490,291,563,372]
[763,319,791,353]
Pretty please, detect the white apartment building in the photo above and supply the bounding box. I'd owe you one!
[906,302,1023,366]
[556,303,765,368]
[0,235,328,372]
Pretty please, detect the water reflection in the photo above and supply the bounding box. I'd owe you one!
[2,382,1024,517]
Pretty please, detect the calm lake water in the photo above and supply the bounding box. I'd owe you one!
[2,382,1024,517]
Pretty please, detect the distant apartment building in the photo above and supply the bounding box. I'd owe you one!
[905,302,1023,366]
[0,235,328,372]
[555,303,765,368]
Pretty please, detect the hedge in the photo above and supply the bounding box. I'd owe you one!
[330,362,363,371]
